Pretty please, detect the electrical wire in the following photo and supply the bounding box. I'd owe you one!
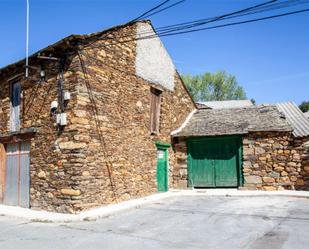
[130,0,171,22]
[156,7,309,37]
[155,0,306,32]
[157,0,279,35]
[138,0,309,36]
[127,0,279,38]
[84,6,309,51]
[84,0,309,49]
[142,0,186,19]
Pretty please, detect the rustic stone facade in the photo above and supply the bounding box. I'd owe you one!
[243,132,309,191]
[0,21,195,213]
[172,133,309,191]
[0,55,80,212]
[69,24,194,212]
[172,138,189,189]
[293,137,309,190]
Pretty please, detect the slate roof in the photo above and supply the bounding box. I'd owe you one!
[276,102,309,138]
[173,105,292,137]
[197,100,253,109]
[0,20,149,76]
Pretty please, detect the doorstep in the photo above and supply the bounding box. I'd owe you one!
[0,189,308,223]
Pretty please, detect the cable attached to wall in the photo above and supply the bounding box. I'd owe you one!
[77,49,118,203]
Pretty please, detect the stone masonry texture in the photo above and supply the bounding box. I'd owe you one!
[0,21,195,213]
[173,133,309,191]
[242,132,309,191]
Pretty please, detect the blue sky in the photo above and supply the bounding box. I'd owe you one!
[0,0,308,104]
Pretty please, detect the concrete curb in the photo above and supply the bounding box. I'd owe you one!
[0,192,175,223]
[0,189,308,223]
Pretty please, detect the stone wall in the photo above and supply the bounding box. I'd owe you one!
[172,132,309,191]
[68,22,194,211]
[0,21,195,213]
[289,136,309,190]
[243,132,309,190]
[172,138,189,189]
[0,54,83,213]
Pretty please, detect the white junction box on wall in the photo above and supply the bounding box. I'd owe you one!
[64,92,71,101]
[57,113,67,126]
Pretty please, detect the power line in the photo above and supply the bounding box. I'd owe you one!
[155,0,307,32]
[130,0,280,37]
[130,0,171,23]
[129,0,278,38]
[136,0,309,38]
[84,6,309,51]
[89,0,309,47]
[158,0,279,35]
[83,0,280,47]
[157,7,309,37]
[142,0,186,19]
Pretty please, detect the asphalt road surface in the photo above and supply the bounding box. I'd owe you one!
[0,195,308,249]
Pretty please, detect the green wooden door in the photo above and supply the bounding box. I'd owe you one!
[156,142,170,192]
[188,136,242,188]
[188,139,215,187]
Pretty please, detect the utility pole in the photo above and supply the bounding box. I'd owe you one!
[25,0,29,78]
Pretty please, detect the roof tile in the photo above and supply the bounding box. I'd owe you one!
[173,105,292,137]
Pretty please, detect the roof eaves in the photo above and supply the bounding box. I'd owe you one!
[0,20,149,75]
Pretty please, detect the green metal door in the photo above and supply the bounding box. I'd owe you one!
[155,142,170,192]
[188,136,242,188]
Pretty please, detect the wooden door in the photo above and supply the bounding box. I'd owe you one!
[188,136,242,188]
[188,139,215,187]
[213,140,239,187]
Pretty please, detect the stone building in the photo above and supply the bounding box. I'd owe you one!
[172,103,309,191]
[0,20,196,213]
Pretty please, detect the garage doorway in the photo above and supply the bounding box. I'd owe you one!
[2,141,30,207]
[187,136,243,188]
[0,144,6,201]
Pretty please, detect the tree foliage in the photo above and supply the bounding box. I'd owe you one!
[182,71,247,102]
[299,101,309,113]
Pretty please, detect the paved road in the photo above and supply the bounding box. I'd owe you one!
[0,195,308,249]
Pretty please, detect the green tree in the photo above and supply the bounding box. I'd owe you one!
[299,101,309,112]
[182,71,247,102]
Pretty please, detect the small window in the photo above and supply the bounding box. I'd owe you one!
[150,87,162,134]
[10,81,21,132]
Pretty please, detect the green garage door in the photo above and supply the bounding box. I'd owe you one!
[187,136,242,188]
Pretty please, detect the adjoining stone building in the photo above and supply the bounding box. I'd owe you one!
[172,103,309,191]
[0,20,196,213]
